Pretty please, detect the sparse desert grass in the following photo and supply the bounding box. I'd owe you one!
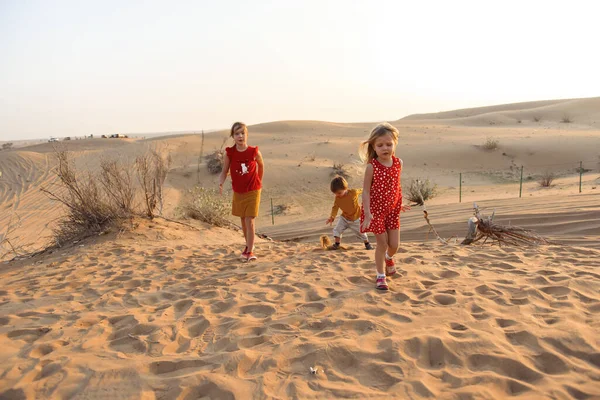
[182,187,230,227]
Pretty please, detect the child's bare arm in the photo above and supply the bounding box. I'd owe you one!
[361,164,374,230]
[256,150,264,181]
[218,153,231,194]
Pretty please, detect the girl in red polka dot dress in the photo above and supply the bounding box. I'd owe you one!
[360,123,410,290]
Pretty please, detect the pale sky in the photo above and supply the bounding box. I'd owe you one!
[0,0,598,141]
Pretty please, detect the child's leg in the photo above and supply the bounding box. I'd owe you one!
[349,219,370,244]
[332,217,348,244]
[244,216,256,251]
[241,218,248,242]
[386,229,399,257]
[374,233,388,275]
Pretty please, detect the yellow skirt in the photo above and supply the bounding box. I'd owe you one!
[232,190,261,218]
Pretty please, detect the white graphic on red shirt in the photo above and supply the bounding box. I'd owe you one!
[239,163,248,175]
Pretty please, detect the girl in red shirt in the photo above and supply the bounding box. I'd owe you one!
[360,123,410,290]
[219,122,264,261]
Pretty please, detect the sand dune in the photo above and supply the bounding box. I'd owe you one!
[400,97,600,128]
[1,97,599,398]
[1,218,599,399]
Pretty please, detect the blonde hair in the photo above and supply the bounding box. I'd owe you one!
[230,122,247,137]
[359,123,399,163]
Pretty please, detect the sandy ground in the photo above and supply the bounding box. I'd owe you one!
[1,97,599,399]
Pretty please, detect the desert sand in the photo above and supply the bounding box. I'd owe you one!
[1,97,599,399]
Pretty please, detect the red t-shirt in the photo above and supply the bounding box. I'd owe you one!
[225,145,262,193]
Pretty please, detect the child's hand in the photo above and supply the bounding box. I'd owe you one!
[401,204,411,212]
[361,213,372,231]
[326,217,334,225]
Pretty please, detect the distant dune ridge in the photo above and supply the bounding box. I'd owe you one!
[1,97,599,399]
[400,97,600,128]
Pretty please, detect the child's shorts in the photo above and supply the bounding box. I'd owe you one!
[232,189,261,218]
[361,204,401,235]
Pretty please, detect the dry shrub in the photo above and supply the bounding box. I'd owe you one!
[41,148,171,246]
[332,163,350,180]
[99,158,135,216]
[272,204,289,215]
[406,178,437,205]
[482,137,499,151]
[1,142,13,151]
[538,171,555,187]
[183,187,230,227]
[561,115,572,123]
[206,137,228,175]
[533,116,541,122]
[42,151,121,245]
[136,150,172,217]
[207,152,224,174]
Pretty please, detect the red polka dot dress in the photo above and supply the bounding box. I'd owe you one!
[360,156,402,235]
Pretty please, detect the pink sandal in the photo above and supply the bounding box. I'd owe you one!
[376,276,389,291]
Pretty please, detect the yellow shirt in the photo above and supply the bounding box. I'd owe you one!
[330,189,362,221]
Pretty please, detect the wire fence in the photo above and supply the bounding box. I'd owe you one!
[455,159,599,203]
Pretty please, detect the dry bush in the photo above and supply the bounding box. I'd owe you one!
[99,158,135,216]
[482,137,499,151]
[561,115,572,123]
[206,152,224,174]
[41,151,121,245]
[41,148,171,246]
[135,150,172,217]
[538,171,555,187]
[332,163,350,180]
[406,178,437,205]
[1,142,13,151]
[533,116,541,122]
[183,187,230,227]
[272,204,290,215]
[205,137,228,175]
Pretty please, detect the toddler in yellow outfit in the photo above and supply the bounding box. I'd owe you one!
[326,176,373,250]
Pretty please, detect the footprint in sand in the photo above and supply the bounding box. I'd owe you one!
[403,336,463,369]
[7,327,52,343]
[434,293,457,306]
[239,304,276,318]
[467,354,543,383]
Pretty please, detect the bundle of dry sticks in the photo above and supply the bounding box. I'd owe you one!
[420,200,548,246]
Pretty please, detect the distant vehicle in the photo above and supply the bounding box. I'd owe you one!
[101,135,107,138]
[48,137,59,142]
[64,137,71,141]
[110,134,128,138]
